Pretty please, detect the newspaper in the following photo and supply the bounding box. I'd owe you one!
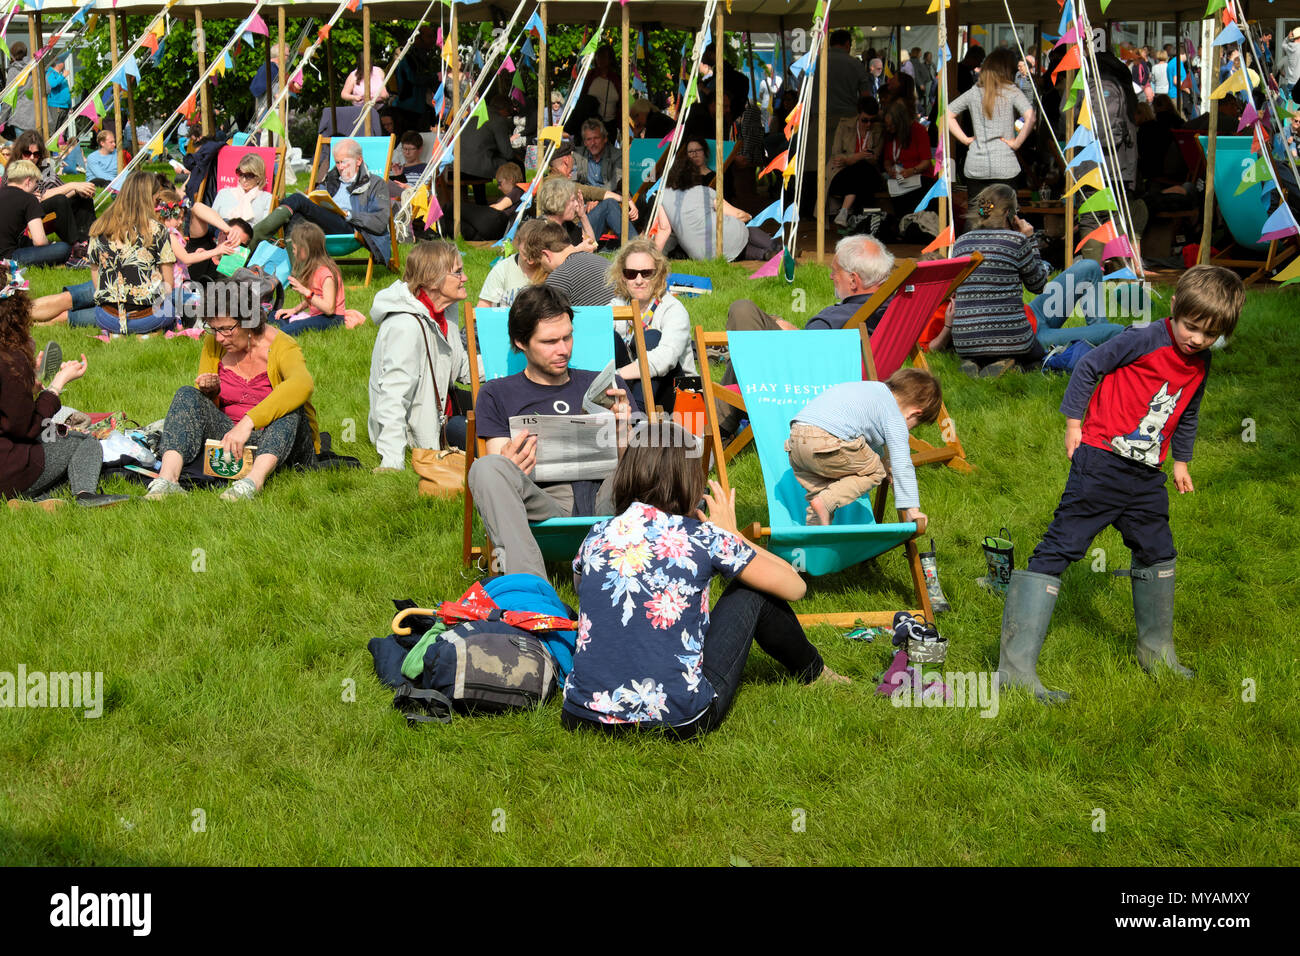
[509,413,617,483]
[582,359,618,413]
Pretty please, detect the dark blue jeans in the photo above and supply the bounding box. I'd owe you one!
[562,581,824,739]
[271,313,344,334]
[10,242,71,267]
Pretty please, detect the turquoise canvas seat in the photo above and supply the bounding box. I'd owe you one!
[460,303,653,568]
[309,134,397,285]
[1199,135,1268,253]
[726,329,919,578]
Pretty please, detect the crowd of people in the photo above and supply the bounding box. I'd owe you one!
[0,25,1266,737]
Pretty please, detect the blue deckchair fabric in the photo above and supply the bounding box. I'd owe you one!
[727,329,917,576]
[323,135,395,264]
[471,306,619,562]
[1199,135,1268,252]
[473,306,616,379]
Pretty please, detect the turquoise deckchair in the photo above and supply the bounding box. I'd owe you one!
[460,303,654,569]
[706,328,932,625]
[307,134,398,285]
[1196,134,1298,283]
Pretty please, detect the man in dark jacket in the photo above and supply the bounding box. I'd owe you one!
[270,138,392,267]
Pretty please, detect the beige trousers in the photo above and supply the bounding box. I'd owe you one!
[786,423,888,522]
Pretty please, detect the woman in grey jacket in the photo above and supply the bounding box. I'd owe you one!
[367,241,472,470]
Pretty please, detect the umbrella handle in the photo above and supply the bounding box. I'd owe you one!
[391,607,439,636]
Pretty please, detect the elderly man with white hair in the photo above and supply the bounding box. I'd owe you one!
[714,235,897,433]
[263,137,393,267]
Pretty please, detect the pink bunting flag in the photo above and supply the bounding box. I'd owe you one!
[657,131,674,148]
[502,55,516,73]
[425,193,444,231]
[750,252,783,278]
[1101,235,1134,260]
[1054,25,1077,48]
[1238,100,1258,133]
[247,14,269,37]
[437,27,443,46]
[77,99,100,123]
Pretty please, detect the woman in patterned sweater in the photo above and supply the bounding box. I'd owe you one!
[949,185,1122,376]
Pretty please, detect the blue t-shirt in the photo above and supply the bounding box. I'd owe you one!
[564,503,756,726]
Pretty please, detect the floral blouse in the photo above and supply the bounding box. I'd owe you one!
[564,502,756,727]
[88,222,175,310]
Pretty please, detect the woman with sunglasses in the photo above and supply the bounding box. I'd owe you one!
[9,131,97,257]
[607,239,694,414]
[188,154,273,247]
[145,279,319,501]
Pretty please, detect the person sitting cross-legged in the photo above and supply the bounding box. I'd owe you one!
[145,279,319,502]
[254,137,392,271]
[466,285,632,579]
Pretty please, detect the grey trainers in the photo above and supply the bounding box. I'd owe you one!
[219,478,258,501]
[144,477,185,500]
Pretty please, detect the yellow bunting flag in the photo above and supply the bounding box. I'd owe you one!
[926,0,949,12]
[147,134,165,158]
[1064,166,1105,198]
[1211,69,1248,100]
[538,125,563,148]
[1271,255,1300,284]
[1078,98,1092,130]
[782,154,797,184]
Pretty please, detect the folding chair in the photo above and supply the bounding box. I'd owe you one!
[697,327,933,626]
[308,134,398,286]
[1196,134,1297,284]
[844,253,982,473]
[460,303,654,569]
[194,143,286,206]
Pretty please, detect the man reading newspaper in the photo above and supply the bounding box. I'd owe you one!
[468,286,632,577]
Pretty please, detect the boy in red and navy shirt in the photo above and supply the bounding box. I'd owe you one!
[998,265,1244,702]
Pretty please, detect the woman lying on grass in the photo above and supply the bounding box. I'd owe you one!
[145,279,319,502]
[563,420,847,739]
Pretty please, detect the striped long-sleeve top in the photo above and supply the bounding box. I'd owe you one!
[950,228,1051,358]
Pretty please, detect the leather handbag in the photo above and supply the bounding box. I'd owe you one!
[411,317,466,498]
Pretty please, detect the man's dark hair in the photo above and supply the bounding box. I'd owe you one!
[830,30,853,48]
[857,95,879,116]
[224,218,254,244]
[508,285,574,353]
[399,130,424,149]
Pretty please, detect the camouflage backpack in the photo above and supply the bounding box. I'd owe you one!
[392,620,558,724]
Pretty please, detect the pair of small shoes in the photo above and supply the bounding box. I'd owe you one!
[219,477,258,502]
[8,498,65,513]
[979,358,1017,379]
[37,341,62,383]
[75,491,130,508]
[960,359,980,378]
[144,477,185,500]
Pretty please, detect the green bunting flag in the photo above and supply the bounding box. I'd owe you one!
[683,74,698,111]
[1234,155,1270,195]
[1204,0,1226,16]
[472,97,490,128]
[581,34,599,57]
[1065,74,1085,110]
[0,86,17,109]
[1077,189,1118,214]
[814,0,824,19]
[261,110,285,138]
[1100,0,1113,11]
[512,68,525,90]
[782,248,796,282]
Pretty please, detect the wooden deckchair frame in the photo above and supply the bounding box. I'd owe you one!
[692,324,933,627]
[843,253,982,474]
[459,302,656,570]
[306,134,398,286]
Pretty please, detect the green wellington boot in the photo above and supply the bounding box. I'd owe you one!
[1131,559,1193,679]
[997,570,1070,703]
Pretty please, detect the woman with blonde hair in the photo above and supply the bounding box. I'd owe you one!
[69,170,177,334]
[190,153,273,238]
[367,240,472,467]
[607,239,695,413]
[535,175,596,250]
[946,47,1035,196]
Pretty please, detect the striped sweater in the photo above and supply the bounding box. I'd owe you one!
[950,229,1051,358]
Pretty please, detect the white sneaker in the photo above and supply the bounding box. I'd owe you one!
[219,478,258,502]
[144,477,185,500]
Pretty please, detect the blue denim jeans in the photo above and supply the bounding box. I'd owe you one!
[10,242,71,267]
[1029,259,1126,349]
[271,313,344,335]
[69,287,183,334]
[586,198,637,240]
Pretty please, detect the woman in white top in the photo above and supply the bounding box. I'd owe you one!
[608,238,695,414]
[188,153,273,241]
[343,64,390,104]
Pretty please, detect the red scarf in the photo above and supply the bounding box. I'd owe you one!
[416,290,448,338]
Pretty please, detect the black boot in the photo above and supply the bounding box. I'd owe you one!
[1131,559,1193,679]
[997,570,1069,702]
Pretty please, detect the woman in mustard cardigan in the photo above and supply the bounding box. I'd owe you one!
[144,281,318,501]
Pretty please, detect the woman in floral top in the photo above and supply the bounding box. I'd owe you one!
[68,171,177,335]
[563,421,848,738]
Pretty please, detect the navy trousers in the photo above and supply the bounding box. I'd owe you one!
[1028,444,1177,577]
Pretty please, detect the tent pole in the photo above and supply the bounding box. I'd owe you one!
[326,28,338,137]
[120,13,140,154]
[363,4,372,135]
[451,2,461,238]
[195,11,211,137]
[816,8,828,264]
[1197,29,1221,265]
[263,24,275,145]
[621,1,630,241]
[716,7,725,261]
[937,2,947,245]
[278,7,288,154]
[108,12,125,166]
[31,14,48,139]
[537,1,548,146]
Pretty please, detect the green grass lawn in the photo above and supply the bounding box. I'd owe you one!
[3,248,1298,866]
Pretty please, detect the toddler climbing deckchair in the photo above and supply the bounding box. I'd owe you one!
[1197,134,1297,284]
[460,303,654,569]
[307,134,398,285]
[700,327,932,626]
[845,253,982,474]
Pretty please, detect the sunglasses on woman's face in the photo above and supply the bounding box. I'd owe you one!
[23,148,40,157]
[237,171,259,181]
[622,268,655,280]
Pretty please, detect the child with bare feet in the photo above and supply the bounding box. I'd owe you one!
[786,368,941,530]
